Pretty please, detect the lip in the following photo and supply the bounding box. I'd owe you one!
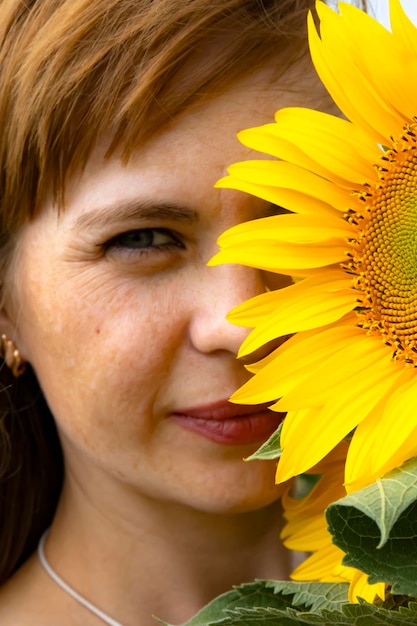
[170,399,284,446]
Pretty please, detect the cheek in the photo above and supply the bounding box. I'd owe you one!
[14,264,185,435]
[19,259,172,361]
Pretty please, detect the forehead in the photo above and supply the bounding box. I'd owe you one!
[59,60,334,210]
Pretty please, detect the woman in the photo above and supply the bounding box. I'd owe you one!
[0,0,342,624]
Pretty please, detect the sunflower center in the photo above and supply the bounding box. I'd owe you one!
[346,124,417,365]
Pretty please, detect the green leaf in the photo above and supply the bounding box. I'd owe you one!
[326,457,417,596]
[157,580,349,626]
[223,602,417,625]
[157,580,295,626]
[159,599,417,626]
[264,580,349,612]
[245,423,282,461]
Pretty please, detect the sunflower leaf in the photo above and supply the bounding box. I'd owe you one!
[156,580,298,626]
[157,580,349,625]
[264,580,349,611]
[326,457,417,596]
[244,423,282,461]
[223,602,417,624]
[159,599,417,625]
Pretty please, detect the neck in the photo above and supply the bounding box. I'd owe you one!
[47,475,291,626]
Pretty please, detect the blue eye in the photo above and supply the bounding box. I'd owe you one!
[118,230,154,247]
[105,228,183,252]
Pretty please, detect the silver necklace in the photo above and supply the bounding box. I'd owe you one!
[37,532,125,626]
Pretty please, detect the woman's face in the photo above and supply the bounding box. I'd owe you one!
[5,68,321,514]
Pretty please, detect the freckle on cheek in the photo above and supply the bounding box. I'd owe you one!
[95,327,101,334]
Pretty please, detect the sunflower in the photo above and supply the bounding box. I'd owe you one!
[209,0,417,492]
[281,441,386,603]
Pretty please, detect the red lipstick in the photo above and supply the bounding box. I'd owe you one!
[171,399,284,445]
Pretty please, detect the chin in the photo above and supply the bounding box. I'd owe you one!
[181,476,285,516]
[194,493,283,516]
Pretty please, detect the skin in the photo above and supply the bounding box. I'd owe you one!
[0,63,332,625]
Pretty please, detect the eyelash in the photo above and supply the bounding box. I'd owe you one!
[103,228,185,257]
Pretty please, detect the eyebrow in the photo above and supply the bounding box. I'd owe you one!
[72,199,199,231]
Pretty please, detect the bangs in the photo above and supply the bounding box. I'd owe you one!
[0,0,318,229]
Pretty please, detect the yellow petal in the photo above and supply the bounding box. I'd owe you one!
[209,214,351,273]
[215,214,354,245]
[228,289,291,328]
[337,2,417,125]
[282,472,346,551]
[272,107,379,182]
[348,569,386,603]
[219,160,350,213]
[209,240,347,274]
[283,459,345,519]
[282,516,328,551]
[237,286,355,357]
[215,163,350,218]
[390,0,417,59]
[308,10,401,144]
[237,124,361,189]
[215,176,339,217]
[345,370,417,490]
[276,335,391,410]
[289,524,385,603]
[290,542,344,581]
[276,357,405,483]
[230,324,361,404]
[227,269,350,326]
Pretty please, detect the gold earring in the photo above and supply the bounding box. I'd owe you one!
[0,334,26,377]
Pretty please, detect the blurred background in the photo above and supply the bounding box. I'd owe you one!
[368,0,417,26]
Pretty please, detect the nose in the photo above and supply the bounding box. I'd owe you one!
[188,262,266,356]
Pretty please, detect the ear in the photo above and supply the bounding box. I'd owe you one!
[0,308,29,360]
[0,309,28,377]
